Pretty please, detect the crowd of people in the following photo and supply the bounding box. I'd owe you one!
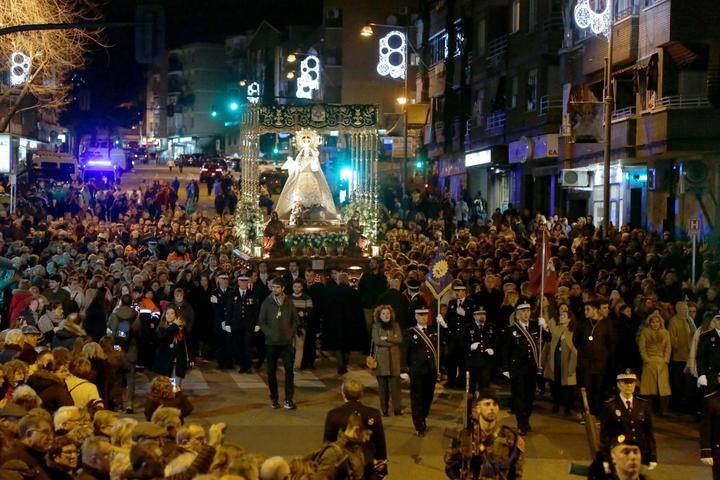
[0,171,718,479]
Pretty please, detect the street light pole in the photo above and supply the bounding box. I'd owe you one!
[602,0,615,237]
[402,31,409,199]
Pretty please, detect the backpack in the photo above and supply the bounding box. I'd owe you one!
[114,317,132,350]
[303,443,353,479]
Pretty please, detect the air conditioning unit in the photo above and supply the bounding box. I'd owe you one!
[683,160,709,193]
[560,170,590,187]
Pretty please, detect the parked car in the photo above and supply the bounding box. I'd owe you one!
[199,159,228,182]
[259,168,288,195]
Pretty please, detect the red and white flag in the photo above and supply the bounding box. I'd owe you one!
[528,242,557,296]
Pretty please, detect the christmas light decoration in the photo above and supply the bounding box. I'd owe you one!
[574,0,610,37]
[296,55,320,99]
[377,31,406,79]
[10,52,31,86]
[247,82,260,104]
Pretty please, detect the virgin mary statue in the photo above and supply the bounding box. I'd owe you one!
[275,128,338,220]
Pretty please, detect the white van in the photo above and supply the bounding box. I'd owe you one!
[31,151,78,181]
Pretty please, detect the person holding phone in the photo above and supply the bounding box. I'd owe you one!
[153,306,190,389]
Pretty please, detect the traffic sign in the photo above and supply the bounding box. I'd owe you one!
[689,219,700,236]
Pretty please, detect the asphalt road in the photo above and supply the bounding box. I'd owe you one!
[120,165,709,479]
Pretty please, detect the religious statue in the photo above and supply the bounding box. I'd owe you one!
[263,211,286,256]
[275,128,338,221]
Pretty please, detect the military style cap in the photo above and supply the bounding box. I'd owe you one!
[406,279,421,290]
[617,369,638,381]
[132,421,167,440]
[237,276,250,281]
[476,388,499,404]
[473,307,486,315]
[453,284,467,291]
[217,273,230,279]
[414,308,430,314]
[611,434,641,448]
[516,303,531,311]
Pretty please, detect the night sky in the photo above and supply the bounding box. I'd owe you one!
[62,0,323,132]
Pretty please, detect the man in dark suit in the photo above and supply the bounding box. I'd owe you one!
[406,279,428,326]
[575,300,615,414]
[600,370,657,471]
[323,379,388,477]
[376,277,409,331]
[401,308,438,436]
[701,383,720,479]
[225,275,259,373]
[697,314,720,391]
[282,260,303,295]
[211,273,233,370]
[502,302,550,435]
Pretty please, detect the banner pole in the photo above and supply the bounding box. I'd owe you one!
[538,226,546,369]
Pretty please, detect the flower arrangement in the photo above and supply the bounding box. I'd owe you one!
[232,201,263,250]
[282,230,348,254]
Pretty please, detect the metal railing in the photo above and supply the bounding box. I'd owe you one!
[486,110,506,132]
[653,96,711,110]
[541,14,563,33]
[487,35,508,62]
[612,106,635,120]
[538,95,563,115]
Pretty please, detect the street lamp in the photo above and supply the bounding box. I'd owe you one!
[396,96,408,105]
[286,53,297,63]
[360,26,373,37]
[286,71,296,80]
[574,0,614,236]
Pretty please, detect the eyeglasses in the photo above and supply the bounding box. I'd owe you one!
[60,449,79,457]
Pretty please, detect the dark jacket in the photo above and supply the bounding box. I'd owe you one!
[0,442,53,480]
[401,326,438,375]
[108,305,141,363]
[376,289,409,331]
[358,271,388,309]
[26,369,73,412]
[701,390,720,460]
[51,320,87,349]
[323,283,367,351]
[323,399,387,462]
[316,433,366,480]
[698,329,720,384]
[257,294,297,346]
[600,395,657,464]
[83,305,109,342]
[574,317,614,374]
[152,324,190,378]
[144,391,194,420]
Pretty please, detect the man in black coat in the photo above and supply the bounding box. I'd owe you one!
[465,307,497,395]
[697,314,720,391]
[401,308,438,436]
[323,272,366,375]
[210,273,234,370]
[323,379,388,477]
[443,285,474,389]
[575,300,615,414]
[600,370,657,470]
[406,279,428,326]
[502,302,550,435]
[376,277,409,331]
[225,276,259,373]
[358,258,388,334]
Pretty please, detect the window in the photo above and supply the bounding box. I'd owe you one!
[512,0,521,33]
[511,76,519,109]
[528,0,537,32]
[477,19,486,54]
[527,69,538,111]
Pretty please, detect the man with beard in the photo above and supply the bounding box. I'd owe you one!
[444,389,525,479]
[576,300,614,415]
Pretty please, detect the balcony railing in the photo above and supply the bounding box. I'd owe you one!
[487,35,508,62]
[612,106,635,120]
[538,95,563,116]
[652,96,711,110]
[541,14,563,33]
[486,110,506,132]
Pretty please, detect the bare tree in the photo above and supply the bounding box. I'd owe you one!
[0,0,103,132]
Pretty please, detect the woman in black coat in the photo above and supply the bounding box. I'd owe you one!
[84,287,110,342]
[152,306,190,382]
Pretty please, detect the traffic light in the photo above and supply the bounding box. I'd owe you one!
[229,101,239,111]
[415,160,423,169]
[210,105,218,118]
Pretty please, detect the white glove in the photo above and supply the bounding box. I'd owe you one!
[698,375,708,387]
[400,373,410,381]
[437,315,448,329]
[254,325,261,333]
[701,457,714,466]
[470,342,479,351]
[648,462,657,471]
[602,462,610,474]
[210,295,218,304]
[538,317,548,330]
[221,322,231,333]
[502,371,510,379]
[485,348,495,356]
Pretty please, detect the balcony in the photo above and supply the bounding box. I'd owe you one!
[612,106,636,121]
[538,96,563,116]
[487,35,508,69]
[651,95,711,111]
[486,110,506,133]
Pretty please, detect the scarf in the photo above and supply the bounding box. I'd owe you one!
[517,322,539,366]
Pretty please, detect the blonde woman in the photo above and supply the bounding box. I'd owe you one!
[542,306,578,415]
[371,305,403,416]
[638,310,672,415]
[110,417,138,453]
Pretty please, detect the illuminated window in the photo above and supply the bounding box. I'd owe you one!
[512,0,521,33]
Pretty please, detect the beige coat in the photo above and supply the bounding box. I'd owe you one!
[542,321,578,386]
[668,313,695,362]
[638,326,671,396]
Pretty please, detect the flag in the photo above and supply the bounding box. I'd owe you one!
[425,243,454,299]
[528,241,558,296]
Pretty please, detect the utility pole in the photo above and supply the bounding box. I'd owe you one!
[602,0,615,237]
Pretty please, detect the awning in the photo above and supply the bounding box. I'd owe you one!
[407,103,430,127]
[662,41,701,67]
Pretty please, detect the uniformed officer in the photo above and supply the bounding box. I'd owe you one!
[444,389,525,479]
[466,307,497,396]
[697,314,720,391]
[606,435,649,480]
[225,275,259,373]
[502,303,549,435]
[406,279,428,324]
[599,370,657,470]
[210,273,233,370]
[700,384,720,479]
[401,308,438,436]
[443,284,474,389]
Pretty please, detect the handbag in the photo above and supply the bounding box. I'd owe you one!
[366,340,378,369]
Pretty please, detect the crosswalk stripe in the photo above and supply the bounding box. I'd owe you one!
[280,367,325,389]
[180,369,209,390]
[229,372,268,389]
[344,370,378,390]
